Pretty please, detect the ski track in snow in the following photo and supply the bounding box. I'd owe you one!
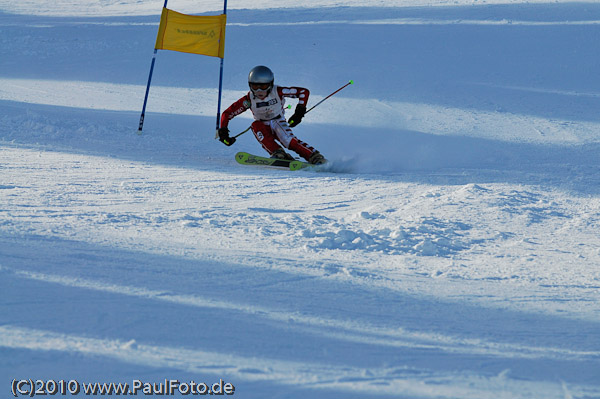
[1,1,600,398]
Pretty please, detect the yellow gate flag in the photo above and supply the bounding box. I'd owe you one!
[155,8,226,58]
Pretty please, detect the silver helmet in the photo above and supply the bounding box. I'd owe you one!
[248,65,274,94]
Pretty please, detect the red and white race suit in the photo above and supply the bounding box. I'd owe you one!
[220,85,317,161]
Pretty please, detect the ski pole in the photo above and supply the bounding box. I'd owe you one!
[288,80,353,126]
[229,80,354,139]
[306,80,354,114]
[215,126,249,144]
[232,126,251,138]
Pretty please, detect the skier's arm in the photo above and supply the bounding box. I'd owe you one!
[218,94,251,146]
[278,87,310,106]
[220,94,251,129]
[279,87,310,127]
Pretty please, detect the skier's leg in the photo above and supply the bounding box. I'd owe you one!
[251,120,285,156]
[270,117,320,162]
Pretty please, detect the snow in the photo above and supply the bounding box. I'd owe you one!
[2,0,598,17]
[1,1,599,398]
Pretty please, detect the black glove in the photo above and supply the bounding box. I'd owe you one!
[288,104,306,127]
[218,127,236,146]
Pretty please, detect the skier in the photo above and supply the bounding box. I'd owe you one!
[217,65,326,165]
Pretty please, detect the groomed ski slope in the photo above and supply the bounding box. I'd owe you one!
[1,1,599,398]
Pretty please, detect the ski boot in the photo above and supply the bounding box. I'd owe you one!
[270,148,295,161]
[308,151,327,165]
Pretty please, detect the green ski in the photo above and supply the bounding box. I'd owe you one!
[235,152,313,171]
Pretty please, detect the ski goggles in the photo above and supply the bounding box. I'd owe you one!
[250,83,271,91]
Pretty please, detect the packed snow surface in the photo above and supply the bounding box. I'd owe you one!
[1,0,599,398]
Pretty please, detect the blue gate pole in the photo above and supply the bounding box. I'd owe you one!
[138,0,169,135]
[215,0,228,134]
